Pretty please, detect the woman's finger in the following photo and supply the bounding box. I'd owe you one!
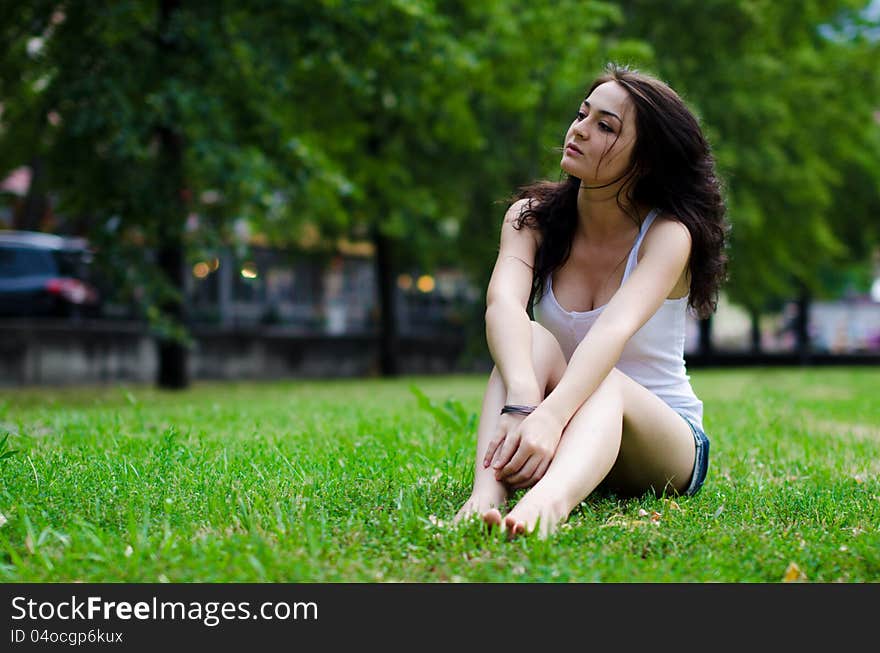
[497,447,529,480]
[491,430,520,471]
[483,420,512,467]
[532,458,551,484]
[505,455,539,486]
[516,458,551,488]
[482,435,504,468]
[510,455,552,489]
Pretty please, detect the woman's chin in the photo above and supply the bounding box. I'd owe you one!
[559,159,581,178]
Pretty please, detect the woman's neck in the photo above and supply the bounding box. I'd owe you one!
[575,188,646,243]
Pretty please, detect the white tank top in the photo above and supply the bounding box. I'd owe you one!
[533,209,704,429]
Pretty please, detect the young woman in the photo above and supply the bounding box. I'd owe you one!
[454,64,729,538]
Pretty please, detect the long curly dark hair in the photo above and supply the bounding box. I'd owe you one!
[513,64,729,319]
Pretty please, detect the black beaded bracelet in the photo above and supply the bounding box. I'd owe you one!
[501,404,537,416]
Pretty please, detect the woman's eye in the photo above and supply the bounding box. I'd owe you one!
[599,122,613,133]
[575,111,586,120]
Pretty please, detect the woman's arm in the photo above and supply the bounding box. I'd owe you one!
[485,199,542,405]
[493,216,693,484]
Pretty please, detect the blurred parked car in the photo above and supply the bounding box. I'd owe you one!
[0,230,101,318]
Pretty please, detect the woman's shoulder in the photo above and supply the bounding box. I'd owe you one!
[644,211,691,247]
[637,211,692,269]
[503,197,539,223]
[501,197,543,247]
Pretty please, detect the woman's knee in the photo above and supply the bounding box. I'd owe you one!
[601,368,628,398]
[529,321,567,391]
[489,322,567,393]
[529,321,565,359]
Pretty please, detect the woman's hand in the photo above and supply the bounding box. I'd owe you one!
[483,407,566,489]
[482,412,527,472]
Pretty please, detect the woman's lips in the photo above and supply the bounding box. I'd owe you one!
[565,143,583,155]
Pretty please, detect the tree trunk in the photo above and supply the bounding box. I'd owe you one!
[155,0,189,389]
[364,112,400,377]
[795,286,811,364]
[697,316,713,359]
[749,309,762,354]
[156,235,188,388]
[373,226,399,376]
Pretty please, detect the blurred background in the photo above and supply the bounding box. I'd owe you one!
[1,0,879,388]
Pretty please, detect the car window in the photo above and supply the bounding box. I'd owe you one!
[54,249,91,278]
[0,246,59,277]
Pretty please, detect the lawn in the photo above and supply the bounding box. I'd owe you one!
[0,368,878,582]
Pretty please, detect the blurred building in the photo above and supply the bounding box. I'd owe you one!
[3,161,878,355]
[182,244,479,337]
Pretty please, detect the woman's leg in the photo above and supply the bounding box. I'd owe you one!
[454,322,567,523]
[500,368,697,538]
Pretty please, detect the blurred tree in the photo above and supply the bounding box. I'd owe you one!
[447,1,639,359]
[0,0,630,381]
[21,2,873,378]
[613,0,880,354]
[0,1,360,387]
[280,0,625,373]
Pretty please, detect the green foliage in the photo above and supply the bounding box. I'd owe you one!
[0,0,622,338]
[1,0,878,336]
[0,432,19,462]
[449,0,623,287]
[409,384,477,434]
[614,0,880,311]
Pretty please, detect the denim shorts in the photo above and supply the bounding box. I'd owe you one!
[680,414,710,496]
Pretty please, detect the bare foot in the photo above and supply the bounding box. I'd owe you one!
[503,495,569,539]
[453,486,508,525]
[481,508,504,531]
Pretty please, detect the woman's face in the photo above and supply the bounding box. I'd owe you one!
[560,81,636,188]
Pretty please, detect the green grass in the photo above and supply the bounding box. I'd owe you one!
[0,368,878,582]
